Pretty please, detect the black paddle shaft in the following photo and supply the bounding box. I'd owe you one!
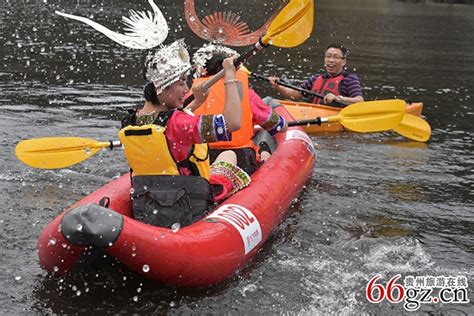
[287,117,322,127]
[251,73,348,107]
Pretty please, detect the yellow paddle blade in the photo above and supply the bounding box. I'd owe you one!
[15,137,110,169]
[261,0,314,48]
[329,100,405,132]
[239,65,251,75]
[393,114,431,142]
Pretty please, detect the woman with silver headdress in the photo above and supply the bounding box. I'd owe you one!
[56,2,251,228]
[191,44,288,176]
[119,40,251,228]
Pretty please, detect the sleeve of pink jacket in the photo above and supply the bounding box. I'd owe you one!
[249,89,285,132]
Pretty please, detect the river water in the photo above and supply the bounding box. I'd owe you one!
[1,0,473,314]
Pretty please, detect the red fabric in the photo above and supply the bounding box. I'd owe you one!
[164,111,199,175]
[249,89,272,125]
[209,174,234,202]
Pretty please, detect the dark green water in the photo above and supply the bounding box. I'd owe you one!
[0,0,472,314]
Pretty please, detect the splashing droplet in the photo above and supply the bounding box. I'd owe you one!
[171,222,181,233]
[142,264,150,273]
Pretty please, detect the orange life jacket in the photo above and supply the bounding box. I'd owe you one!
[193,70,255,149]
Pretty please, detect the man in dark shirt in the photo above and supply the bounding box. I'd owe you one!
[269,43,364,106]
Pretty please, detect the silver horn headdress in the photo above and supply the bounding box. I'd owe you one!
[144,39,192,94]
[56,0,168,49]
[192,43,239,77]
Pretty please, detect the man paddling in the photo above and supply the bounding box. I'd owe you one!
[268,43,364,106]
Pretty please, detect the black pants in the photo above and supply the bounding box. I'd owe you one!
[209,147,259,176]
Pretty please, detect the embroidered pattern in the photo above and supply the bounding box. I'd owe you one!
[213,114,231,141]
[200,115,216,142]
[136,111,158,126]
[260,110,281,130]
[199,114,231,143]
[210,161,251,195]
[267,115,285,136]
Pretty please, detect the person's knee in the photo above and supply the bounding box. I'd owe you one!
[215,150,237,165]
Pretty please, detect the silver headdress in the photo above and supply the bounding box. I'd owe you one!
[55,0,168,49]
[192,43,239,77]
[145,39,192,94]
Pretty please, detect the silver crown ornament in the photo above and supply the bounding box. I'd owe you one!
[144,39,192,94]
[192,43,239,77]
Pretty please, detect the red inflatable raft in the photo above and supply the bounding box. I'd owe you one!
[37,106,315,287]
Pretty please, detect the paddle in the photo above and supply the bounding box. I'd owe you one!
[15,99,398,169]
[288,99,405,133]
[16,99,404,169]
[393,114,431,142]
[15,137,121,169]
[248,71,346,106]
[184,0,314,106]
[249,71,431,141]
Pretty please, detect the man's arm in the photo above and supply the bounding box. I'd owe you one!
[324,73,364,105]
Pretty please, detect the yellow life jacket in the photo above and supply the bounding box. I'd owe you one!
[118,111,210,180]
[193,69,255,149]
